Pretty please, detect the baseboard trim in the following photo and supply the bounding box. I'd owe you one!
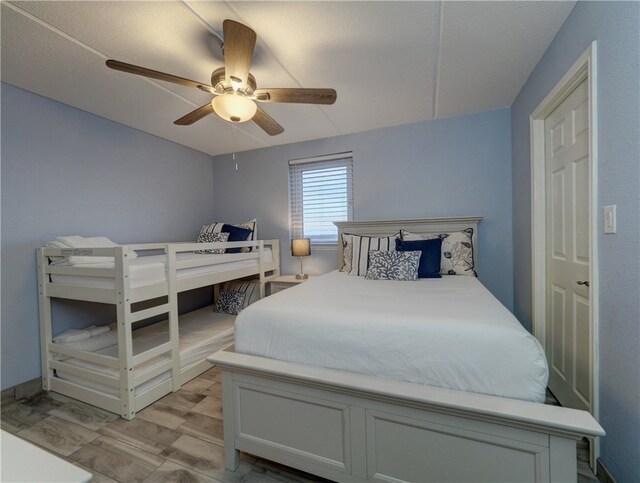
[1,378,42,405]
[597,458,618,483]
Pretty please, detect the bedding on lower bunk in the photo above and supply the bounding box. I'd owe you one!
[54,306,234,396]
[234,270,548,403]
[49,249,274,289]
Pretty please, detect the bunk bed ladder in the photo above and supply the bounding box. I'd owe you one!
[166,245,181,392]
[258,241,265,299]
[37,248,53,391]
[114,247,136,419]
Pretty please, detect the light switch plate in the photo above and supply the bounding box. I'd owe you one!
[604,205,616,233]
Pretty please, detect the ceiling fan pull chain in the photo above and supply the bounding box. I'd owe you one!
[233,125,238,171]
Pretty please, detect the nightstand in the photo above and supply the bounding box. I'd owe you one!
[268,275,314,295]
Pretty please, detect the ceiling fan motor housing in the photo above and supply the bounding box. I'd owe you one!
[211,67,256,95]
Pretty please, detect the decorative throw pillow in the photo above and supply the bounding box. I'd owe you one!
[401,228,476,276]
[349,233,399,277]
[194,231,229,254]
[365,250,420,281]
[340,233,354,272]
[222,279,259,309]
[198,223,253,253]
[395,237,443,279]
[234,219,257,252]
[213,291,246,315]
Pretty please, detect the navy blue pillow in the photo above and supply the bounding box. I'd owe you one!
[395,238,442,278]
[222,224,253,253]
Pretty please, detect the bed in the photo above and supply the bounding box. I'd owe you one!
[208,217,604,483]
[235,271,548,403]
[38,238,280,419]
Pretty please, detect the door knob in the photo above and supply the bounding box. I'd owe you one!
[577,280,590,287]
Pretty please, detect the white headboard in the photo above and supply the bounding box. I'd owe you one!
[334,216,482,269]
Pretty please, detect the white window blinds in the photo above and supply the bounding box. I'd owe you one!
[289,152,354,245]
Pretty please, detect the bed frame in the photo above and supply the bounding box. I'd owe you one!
[37,239,280,419]
[208,217,604,483]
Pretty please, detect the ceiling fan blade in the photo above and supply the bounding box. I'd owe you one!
[223,19,257,87]
[174,103,215,125]
[252,106,284,136]
[106,60,212,91]
[253,88,337,105]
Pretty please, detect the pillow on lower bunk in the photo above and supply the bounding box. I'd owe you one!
[401,228,477,276]
[214,291,246,315]
[365,250,421,281]
[198,222,253,253]
[222,279,260,309]
[194,231,229,254]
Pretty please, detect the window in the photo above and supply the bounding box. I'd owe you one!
[289,152,353,245]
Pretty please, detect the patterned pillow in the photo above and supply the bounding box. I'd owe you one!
[401,228,476,276]
[194,231,229,254]
[222,279,259,309]
[349,233,399,277]
[340,233,354,272]
[198,222,253,253]
[213,291,246,315]
[365,250,420,281]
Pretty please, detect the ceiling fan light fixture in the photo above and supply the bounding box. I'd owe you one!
[212,93,257,123]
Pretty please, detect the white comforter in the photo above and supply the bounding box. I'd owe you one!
[235,271,548,402]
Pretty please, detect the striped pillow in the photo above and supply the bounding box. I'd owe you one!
[348,233,399,277]
[221,279,260,309]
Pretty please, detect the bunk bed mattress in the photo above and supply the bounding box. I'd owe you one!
[49,250,273,289]
[235,270,549,403]
[54,307,235,397]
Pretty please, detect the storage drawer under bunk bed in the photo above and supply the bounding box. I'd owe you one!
[37,239,280,419]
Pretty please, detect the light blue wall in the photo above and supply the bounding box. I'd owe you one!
[211,108,514,310]
[511,2,640,481]
[1,83,215,389]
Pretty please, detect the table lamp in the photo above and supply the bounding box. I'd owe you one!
[291,238,311,280]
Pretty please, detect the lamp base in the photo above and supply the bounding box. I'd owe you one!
[295,273,309,280]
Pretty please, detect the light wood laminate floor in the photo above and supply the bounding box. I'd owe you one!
[1,367,597,483]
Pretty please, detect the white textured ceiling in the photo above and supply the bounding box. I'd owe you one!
[1,1,575,156]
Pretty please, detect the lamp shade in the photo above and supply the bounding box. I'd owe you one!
[291,238,311,257]
[212,93,257,123]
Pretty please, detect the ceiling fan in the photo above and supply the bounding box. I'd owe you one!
[106,19,337,136]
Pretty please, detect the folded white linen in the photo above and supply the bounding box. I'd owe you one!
[88,326,110,337]
[46,235,137,265]
[52,327,118,360]
[53,328,92,343]
[53,324,111,343]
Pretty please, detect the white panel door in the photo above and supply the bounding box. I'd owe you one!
[545,79,591,412]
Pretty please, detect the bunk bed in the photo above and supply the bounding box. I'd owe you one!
[209,217,604,483]
[37,238,280,419]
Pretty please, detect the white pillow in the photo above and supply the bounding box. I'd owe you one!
[401,228,476,276]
